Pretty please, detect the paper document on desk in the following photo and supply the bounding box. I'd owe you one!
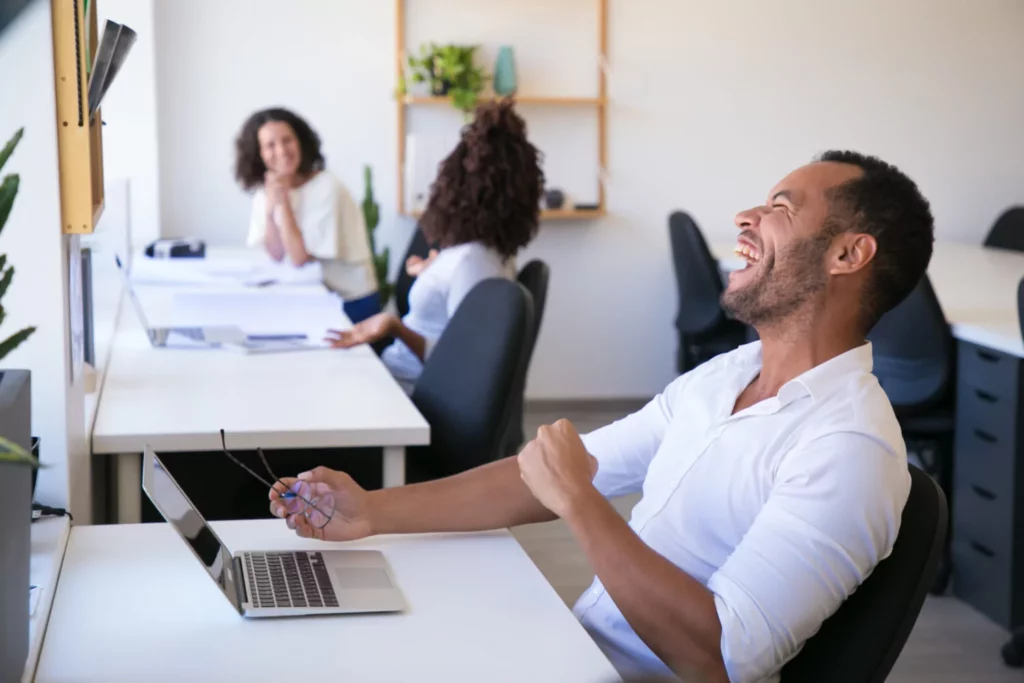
[130,255,323,288]
[171,290,346,341]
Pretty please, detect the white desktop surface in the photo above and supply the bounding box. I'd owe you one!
[92,250,430,454]
[35,521,620,683]
[714,241,1024,358]
[24,516,70,683]
[92,317,428,454]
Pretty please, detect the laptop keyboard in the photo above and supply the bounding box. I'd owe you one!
[244,551,339,610]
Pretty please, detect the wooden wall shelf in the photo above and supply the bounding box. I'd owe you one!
[395,0,608,221]
[52,0,105,235]
[402,95,607,107]
[410,207,607,221]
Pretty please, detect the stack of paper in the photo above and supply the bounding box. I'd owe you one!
[130,255,324,289]
[170,290,347,340]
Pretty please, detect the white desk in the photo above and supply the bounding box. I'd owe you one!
[35,521,620,683]
[714,241,1024,357]
[23,517,70,683]
[92,251,430,523]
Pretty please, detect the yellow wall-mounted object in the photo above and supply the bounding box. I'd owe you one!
[51,0,104,235]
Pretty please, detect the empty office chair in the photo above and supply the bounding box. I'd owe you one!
[668,211,748,374]
[780,464,948,683]
[395,228,433,318]
[984,206,1024,252]
[406,278,534,482]
[502,260,551,456]
[866,274,955,594]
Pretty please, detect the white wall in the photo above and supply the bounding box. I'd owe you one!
[143,0,1024,399]
[98,0,161,248]
[0,0,87,517]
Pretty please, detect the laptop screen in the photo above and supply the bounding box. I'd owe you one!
[141,447,245,613]
[114,255,152,331]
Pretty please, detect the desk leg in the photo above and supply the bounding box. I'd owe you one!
[116,453,143,524]
[383,447,405,488]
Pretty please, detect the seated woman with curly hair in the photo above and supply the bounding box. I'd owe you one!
[326,99,544,392]
[235,107,381,323]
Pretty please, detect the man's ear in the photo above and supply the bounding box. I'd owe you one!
[829,232,877,276]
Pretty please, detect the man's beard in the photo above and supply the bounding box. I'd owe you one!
[721,233,832,328]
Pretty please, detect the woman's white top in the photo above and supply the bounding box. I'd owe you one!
[247,170,377,299]
[382,241,514,393]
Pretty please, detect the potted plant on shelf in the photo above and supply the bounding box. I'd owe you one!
[403,42,489,113]
[362,165,392,309]
[0,126,40,683]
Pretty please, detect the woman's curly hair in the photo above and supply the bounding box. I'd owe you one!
[419,99,544,259]
[234,108,325,191]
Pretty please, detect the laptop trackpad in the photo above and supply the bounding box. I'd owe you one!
[332,567,393,590]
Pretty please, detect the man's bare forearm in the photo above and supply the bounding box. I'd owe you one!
[368,456,556,535]
[566,491,728,683]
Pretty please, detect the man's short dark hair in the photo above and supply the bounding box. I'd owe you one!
[817,150,935,330]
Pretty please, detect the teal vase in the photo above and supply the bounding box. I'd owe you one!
[493,46,517,96]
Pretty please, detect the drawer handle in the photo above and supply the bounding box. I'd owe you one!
[977,349,1002,364]
[975,389,998,404]
[974,429,998,444]
[971,484,997,501]
[970,540,996,558]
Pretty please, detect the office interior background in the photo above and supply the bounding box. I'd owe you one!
[3,0,1024,681]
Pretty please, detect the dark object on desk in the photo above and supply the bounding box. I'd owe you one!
[997,277,1024,666]
[144,238,206,259]
[503,260,550,456]
[406,278,533,482]
[866,274,955,595]
[780,464,947,683]
[395,228,431,319]
[984,206,1024,252]
[668,211,748,374]
[0,368,32,683]
[572,203,599,211]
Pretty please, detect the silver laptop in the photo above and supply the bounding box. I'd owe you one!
[141,446,407,617]
[115,256,247,348]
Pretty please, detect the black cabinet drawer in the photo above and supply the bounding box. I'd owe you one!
[953,534,1014,628]
[957,379,1019,446]
[952,474,1015,555]
[958,341,1022,401]
[954,423,1016,500]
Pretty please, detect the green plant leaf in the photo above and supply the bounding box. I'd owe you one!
[0,326,35,361]
[0,434,40,467]
[0,174,19,233]
[0,128,23,175]
[0,264,13,301]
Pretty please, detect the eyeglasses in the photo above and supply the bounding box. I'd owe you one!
[218,430,335,529]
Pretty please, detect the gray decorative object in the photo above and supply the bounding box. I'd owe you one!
[544,189,565,210]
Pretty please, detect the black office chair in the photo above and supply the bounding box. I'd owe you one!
[781,464,948,683]
[406,278,534,483]
[866,274,955,594]
[502,260,551,456]
[668,211,748,374]
[984,206,1024,252]
[395,228,433,318]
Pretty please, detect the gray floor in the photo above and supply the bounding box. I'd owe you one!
[511,403,1023,682]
